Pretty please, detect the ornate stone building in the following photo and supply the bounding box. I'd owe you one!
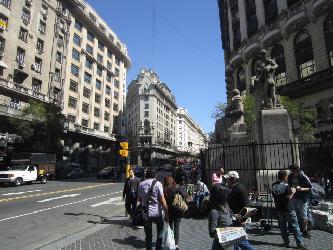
[218,0,333,141]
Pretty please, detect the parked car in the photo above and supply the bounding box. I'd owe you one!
[66,168,86,179]
[97,167,115,179]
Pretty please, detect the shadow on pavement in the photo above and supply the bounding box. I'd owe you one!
[113,236,146,248]
[249,239,289,248]
[64,212,108,222]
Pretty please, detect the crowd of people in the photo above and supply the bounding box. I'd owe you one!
[122,163,314,250]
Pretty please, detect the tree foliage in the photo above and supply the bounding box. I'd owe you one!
[210,102,227,120]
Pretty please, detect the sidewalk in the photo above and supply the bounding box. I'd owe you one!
[39,215,332,250]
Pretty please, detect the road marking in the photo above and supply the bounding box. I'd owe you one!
[0,191,122,223]
[2,190,43,196]
[37,194,81,203]
[90,196,123,207]
[0,183,114,203]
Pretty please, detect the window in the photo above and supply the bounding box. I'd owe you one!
[94,123,100,130]
[145,103,149,109]
[36,39,44,54]
[68,96,77,109]
[72,48,80,61]
[58,35,64,48]
[287,0,301,8]
[144,111,149,117]
[71,64,79,77]
[113,103,119,111]
[83,87,90,98]
[33,57,42,73]
[324,15,333,66]
[85,58,93,69]
[22,8,30,23]
[295,31,315,79]
[232,18,241,49]
[95,93,101,103]
[264,0,278,25]
[97,53,103,63]
[105,98,110,107]
[107,50,112,58]
[144,96,149,102]
[74,20,82,31]
[1,0,11,9]
[0,14,8,31]
[38,20,46,34]
[114,91,119,99]
[115,58,120,66]
[107,73,112,82]
[104,111,110,121]
[114,79,119,88]
[69,80,78,92]
[32,78,42,93]
[106,85,111,95]
[86,44,93,55]
[104,126,109,133]
[236,67,246,92]
[67,115,75,123]
[54,68,61,82]
[98,41,104,51]
[114,68,119,77]
[96,79,101,90]
[73,33,81,46]
[0,38,5,54]
[18,27,28,42]
[89,12,97,22]
[245,0,258,37]
[107,61,112,70]
[84,72,92,83]
[16,47,25,64]
[271,45,287,86]
[97,66,102,77]
[82,119,88,127]
[41,4,48,19]
[87,31,94,42]
[56,51,62,63]
[94,107,100,117]
[82,103,89,113]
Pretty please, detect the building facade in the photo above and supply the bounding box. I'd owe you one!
[125,68,178,168]
[0,0,131,171]
[218,0,333,141]
[176,107,208,155]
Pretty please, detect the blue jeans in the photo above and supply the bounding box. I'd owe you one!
[144,216,164,250]
[234,239,254,250]
[276,210,303,246]
[289,198,308,232]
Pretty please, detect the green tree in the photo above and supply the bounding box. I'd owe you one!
[210,102,227,120]
[242,95,255,137]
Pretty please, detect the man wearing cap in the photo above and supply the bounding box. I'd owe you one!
[225,171,249,214]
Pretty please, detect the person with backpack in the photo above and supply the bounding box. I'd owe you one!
[138,168,168,250]
[272,170,308,249]
[163,176,188,250]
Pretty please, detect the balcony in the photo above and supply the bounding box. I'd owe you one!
[263,20,282,47]
[277,67,333,98]
[313,0,330,16]
[0,78,62,107]
[285,2,307,34]
[229,51,242,67]
[67,122,116,141]
[244,42,260,60]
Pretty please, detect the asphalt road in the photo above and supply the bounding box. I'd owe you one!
[0,178,125,250]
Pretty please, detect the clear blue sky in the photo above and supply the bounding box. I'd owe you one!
[87,0,226,133]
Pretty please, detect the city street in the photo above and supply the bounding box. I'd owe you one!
[0,179,124,250]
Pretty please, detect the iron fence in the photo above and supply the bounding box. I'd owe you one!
[200,141,333,195]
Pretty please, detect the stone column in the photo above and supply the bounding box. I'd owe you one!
[255,0,266,29]
[277,0,288,15]
[238,0,248,42]
[228,5,234,51]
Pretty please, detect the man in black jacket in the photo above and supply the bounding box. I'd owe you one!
[225,171,249,214]
[123,168,140,219]
[288,164,313,239]
[272,170,307,249]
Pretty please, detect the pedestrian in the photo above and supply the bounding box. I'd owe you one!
[288,164,313,239]
[190,166,201,184]
[212,167,225,185]
[138,168,169,250]
[163,176,187,250]
[225,171,249,214]
[272,170,308,249]
[123,167,140,220]
[208,184,254,250]
[172,166,188,185]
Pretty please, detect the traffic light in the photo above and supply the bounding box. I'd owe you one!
[119,141,129,157]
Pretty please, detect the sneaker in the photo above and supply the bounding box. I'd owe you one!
[297,244,309,250]
[302,231,312,239]
[136,225,144,229]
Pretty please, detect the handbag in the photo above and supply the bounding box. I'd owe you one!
[172,187,188,213]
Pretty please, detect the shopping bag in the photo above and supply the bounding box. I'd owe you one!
[163,224,176,250]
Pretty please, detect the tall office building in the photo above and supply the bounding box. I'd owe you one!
[176,107,208,155]
[125,68,178,168]
[217,0,333,140]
